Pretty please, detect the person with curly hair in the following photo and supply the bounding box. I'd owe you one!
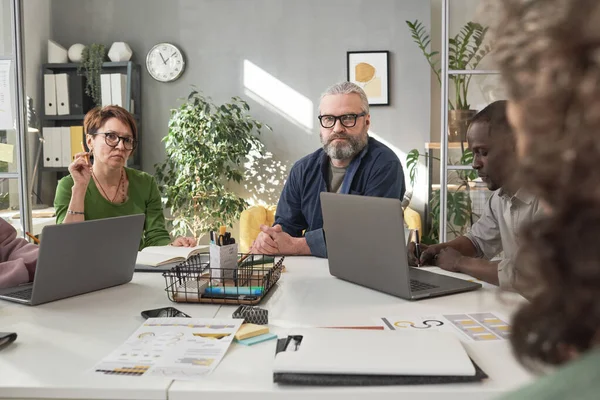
[485,0,600,398]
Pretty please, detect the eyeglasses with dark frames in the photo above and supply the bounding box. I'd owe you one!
[318,112,367,129]
[93,131,137,150]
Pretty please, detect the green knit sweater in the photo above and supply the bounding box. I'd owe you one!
[499,349,600,400]
[54,168,172,250]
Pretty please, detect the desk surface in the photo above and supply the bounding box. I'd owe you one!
[1,257,533,400]
[0,206,56,236]
[169,257,533,400]
[0,273,220,400]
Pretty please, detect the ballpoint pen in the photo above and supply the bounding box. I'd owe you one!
[414,229,422,267]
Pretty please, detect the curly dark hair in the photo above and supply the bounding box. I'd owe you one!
[484,0,600,370]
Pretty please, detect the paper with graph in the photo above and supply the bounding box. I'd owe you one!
[93,318,242,380]
[380,311,511,342]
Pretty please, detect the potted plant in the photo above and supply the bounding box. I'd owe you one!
[406,20,490,142]
[155,89,271,238]
[404,20,490,242]
[406,148,478,244]
[77,43,106,107]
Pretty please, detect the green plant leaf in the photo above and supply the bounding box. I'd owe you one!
[155,89,268,237]
[406,149,421,187]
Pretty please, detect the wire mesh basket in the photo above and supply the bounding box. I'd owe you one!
[163,253,284,305]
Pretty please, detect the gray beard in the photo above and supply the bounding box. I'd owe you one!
[321,133,368,161]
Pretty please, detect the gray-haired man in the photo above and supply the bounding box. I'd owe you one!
[252,81,405,257]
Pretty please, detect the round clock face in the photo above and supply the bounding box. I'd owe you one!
[146,43,185,82]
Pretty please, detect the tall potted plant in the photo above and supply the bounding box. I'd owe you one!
[406,20,490,142]
[155,89,270,238]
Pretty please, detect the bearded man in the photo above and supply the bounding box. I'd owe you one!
[252,82,405,257]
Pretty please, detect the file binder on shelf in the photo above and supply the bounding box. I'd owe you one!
[55,73,70,115]
[43,74,57,116]
[101,74,112,106]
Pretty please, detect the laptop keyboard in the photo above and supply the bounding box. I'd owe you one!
[5,288,33,300]
[410,279,438,292]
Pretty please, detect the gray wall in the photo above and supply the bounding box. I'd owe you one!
[49,0,431,209]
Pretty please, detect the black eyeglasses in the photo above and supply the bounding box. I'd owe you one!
[94,131,137,150]
[318,112,367,129]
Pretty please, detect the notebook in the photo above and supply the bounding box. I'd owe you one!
[135,245,209,267]
[273,329,484,386]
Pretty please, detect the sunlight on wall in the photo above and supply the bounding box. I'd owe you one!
[368,130,407,164]
[243,59,314,132]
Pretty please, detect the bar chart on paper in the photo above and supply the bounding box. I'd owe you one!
[380,311,511,342]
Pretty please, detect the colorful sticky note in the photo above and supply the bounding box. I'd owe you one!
[235,332,277,346]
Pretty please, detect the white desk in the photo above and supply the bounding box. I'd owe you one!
[0,207,57,236]
[170,257,533,400]
[0,273,220,400]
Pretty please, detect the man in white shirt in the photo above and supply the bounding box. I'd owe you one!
[408,101,543,294]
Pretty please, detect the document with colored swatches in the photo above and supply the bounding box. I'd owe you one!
[92,318,242,380]
[380,311,511,342]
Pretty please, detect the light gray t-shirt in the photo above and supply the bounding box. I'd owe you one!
[464,188,543,295]
[328,163,347,193]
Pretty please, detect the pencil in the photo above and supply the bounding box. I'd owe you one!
[25,232,40,244]
[80,142,89,165]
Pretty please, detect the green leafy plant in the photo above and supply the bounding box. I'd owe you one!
[77,43,106,106]
[406,20,490,110]
[406,149,478,244]
[155,89,270,238]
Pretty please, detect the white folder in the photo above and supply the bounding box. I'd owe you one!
[110,73,127,107]
[51,127,61,167]
[273,329,476,377]
[44,74,57,116]
[55,73,70,115]
[100,74,112,106]
[42,127,53,167]
[60,126,71,167]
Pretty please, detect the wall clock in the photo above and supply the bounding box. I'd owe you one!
[146,43,185,82]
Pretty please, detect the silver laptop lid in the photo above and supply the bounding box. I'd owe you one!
[29,214,145,305]
[320,192,412,298]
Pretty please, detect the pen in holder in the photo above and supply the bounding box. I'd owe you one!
[209,242,239,283]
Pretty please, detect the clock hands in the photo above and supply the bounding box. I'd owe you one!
[159,52,167,65]
[164,51,179,63]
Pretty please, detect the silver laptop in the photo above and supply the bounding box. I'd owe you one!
[0,214,144,306]
[320,193,481,300]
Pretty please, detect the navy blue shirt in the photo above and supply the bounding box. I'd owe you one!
[275,137,405,257]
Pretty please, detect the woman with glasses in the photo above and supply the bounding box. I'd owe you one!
[54,105,196,249]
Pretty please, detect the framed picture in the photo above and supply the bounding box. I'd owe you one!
[347,50,390,106]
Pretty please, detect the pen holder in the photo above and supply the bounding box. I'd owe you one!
[209,242,238,283]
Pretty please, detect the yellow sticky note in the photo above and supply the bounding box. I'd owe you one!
[235,323,269,340]
[0,143,13,163]
[458,319,477,326]
[494,325,510,331]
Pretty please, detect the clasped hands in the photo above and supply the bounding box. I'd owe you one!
[251,224,296,255]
